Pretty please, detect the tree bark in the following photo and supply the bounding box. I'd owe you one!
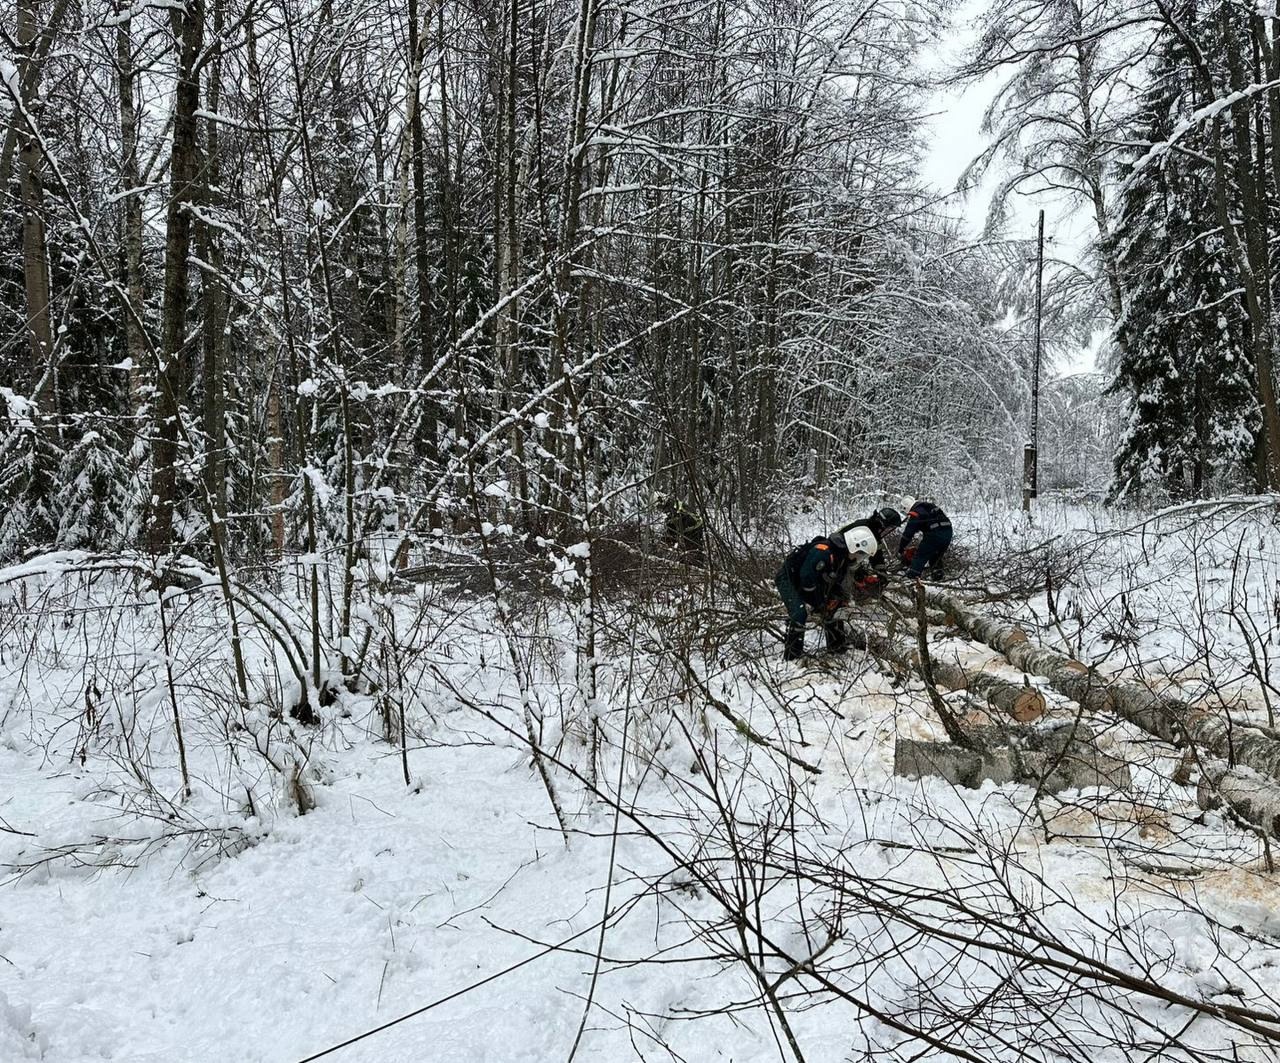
[267,367,285,556]
[1221,7,1280,489]
[1199,764,1280,840]
[849,623,1047,724]
[149,0,205,555]
[116,7,147,421]
[405,0,437,461]
[16,0,55,409]
[918,586,1280,832]
[0,0,73,186]
[887,589,1280,837]
[200,0,227,520]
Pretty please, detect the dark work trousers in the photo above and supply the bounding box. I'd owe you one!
[775,569,846,659]
[907,525,953,578]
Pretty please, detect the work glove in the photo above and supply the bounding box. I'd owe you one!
[851,573,883,601]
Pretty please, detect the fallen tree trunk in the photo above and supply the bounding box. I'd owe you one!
[896,720,1131,792]
[850,603,1280,816]
[1198,765,1280,842]
[913,586,1280,783]
[849,625,1046,723]
[910,586,1280,838]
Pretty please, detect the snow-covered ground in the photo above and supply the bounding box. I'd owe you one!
[2,501,1280,1062]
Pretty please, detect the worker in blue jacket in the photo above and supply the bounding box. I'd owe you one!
[898,500,952,579]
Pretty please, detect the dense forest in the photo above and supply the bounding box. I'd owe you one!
[0,0,1151,570]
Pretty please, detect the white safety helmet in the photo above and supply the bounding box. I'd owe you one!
[839,526,878,562]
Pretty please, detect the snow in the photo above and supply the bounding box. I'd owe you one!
[3,506,1280,1061]
[193,109,250,130]
[1125,78,1280,188]
[969,496,1280,719]
[0,59,19,98]
[0,737,609,1061]
[0,388,37,428]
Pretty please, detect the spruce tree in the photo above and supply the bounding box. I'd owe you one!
[53,428,132,551]
[0,397,62,560]
[1109,20,1260,502]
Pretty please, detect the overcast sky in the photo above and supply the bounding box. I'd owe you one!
[916,13,1107,376]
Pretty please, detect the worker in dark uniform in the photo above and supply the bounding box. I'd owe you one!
[659,496,705,560]
[774,527,879,660]
[898,500,953,579]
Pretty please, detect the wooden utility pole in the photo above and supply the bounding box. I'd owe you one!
[1023,209,1045,514]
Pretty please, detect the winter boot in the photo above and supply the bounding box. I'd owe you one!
[784,624,805,661]
[825,621,848,654]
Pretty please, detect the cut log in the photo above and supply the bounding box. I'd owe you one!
[895,722,1131,793]
[850,625,1046,723]
[1007,686,1048,723]
[895,739,1017,789]
[912,587,1280,775]
[960,696,1004,731]
[1197,765,1280,839]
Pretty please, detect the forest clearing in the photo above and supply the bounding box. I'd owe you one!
[6,0,1280,1057]
[2,499,1280,1061]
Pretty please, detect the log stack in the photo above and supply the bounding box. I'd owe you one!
[913,586,1280,778]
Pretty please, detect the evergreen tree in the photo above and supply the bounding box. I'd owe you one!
[1109,21,1260,502]
[52,428,132,552]
[0,394,62,559]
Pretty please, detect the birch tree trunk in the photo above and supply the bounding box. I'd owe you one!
[918,587,1280,793]
[849,623,1048,723]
